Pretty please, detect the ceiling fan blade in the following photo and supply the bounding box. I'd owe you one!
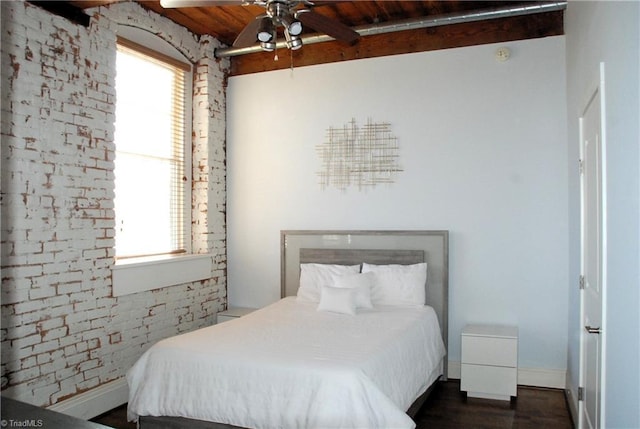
[160,0,246,8]
[232,16,265,48]
[296,10,360,45]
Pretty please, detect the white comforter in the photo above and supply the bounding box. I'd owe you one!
[127,297,446,429]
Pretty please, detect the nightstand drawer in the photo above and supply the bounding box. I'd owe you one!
[461,363,517,397]
[461,336,517,367]
[460,324,518,400]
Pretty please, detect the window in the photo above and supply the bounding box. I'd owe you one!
[114,38,191,259]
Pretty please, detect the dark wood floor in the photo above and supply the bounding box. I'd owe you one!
[414,380,573,429]
[91,380,573,429]
[90,403,136,429]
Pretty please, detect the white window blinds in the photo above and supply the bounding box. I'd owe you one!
[114,38,191,259]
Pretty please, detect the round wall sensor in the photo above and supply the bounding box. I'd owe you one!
[495,47,511,62]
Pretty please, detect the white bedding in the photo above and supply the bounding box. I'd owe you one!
[127,297,446,429]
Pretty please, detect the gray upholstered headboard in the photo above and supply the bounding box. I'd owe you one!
[280,230,449,379]
[299,248,425,266]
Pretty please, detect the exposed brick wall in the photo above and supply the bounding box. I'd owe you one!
[0,1,229,407]
[193,37,227,258]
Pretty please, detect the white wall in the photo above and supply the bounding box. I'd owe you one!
[565,1,640,427]
[227,36,569,374]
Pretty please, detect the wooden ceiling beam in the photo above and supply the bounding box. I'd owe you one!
[228,10,563,75]
[28,1,92,26]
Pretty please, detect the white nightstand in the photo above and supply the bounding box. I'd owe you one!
[216,307,256,323]
[461,324,518,401]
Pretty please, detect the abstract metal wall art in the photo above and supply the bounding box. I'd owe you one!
[316,118,402,191]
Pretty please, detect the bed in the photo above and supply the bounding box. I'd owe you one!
[127,230,449,429]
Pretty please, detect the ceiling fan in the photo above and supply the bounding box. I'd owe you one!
[159,0,361,52]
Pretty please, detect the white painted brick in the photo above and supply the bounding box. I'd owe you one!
[36,317,65,332]
[36,353,54,366]
[15,310,49,327]
[34,383,60,402]
[2,0,227,408]
[67,321,90,335]
[9,366,41,385]
[58,373,82,393]
[11,240,44,255]
[1,288,31,306]
[78,359,99,373]
[10,264,44,279]
[41,327,68,342]
[3,358,19,374]
[39,355,68,375]
[46,295,76,309]
[20,357,37,370]
[51,382,76,403]
[58,332,81,348]
[13,300,47,315]
[77,377,100,391]
[28,286,57,300]
[56,282,82,295]
[6,325,37,341]
[24,252,56,266]
[32,340,60,355]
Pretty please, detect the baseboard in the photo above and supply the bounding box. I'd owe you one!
[47,377,128,420]
[565,387,579,428]
[447,361,462,379]
[518,367,566,389]
[564,370,579,429]
[448,361,567,389]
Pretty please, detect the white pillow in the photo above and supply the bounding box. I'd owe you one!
[317,285,357,315]
[297,263,361,303]
[361,262,427,307]
[333,272,374,309]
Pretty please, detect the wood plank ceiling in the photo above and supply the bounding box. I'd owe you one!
[60,1,565,75]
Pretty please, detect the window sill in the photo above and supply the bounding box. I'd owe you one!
[112,254,213,297]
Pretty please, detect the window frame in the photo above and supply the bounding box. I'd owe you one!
[114,36,192,259]
[112,27,211,297]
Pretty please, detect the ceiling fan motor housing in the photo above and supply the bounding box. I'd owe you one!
[266,0,303,36]
[229,0,359,50]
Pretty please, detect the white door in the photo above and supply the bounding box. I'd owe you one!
[579,64,606,429]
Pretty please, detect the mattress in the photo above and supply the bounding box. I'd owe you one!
[127,297,446,429]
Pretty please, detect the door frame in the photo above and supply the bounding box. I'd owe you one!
[578,61,607,429]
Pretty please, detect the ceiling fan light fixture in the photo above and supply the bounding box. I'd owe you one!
[261,29,277,52]
[257,31,273,43]
[260,40,277,52]
[288,36,303,50]
[284,29,303,50]
[281,14,302,36]
[257,16,274,42]
[288,20,303,36]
